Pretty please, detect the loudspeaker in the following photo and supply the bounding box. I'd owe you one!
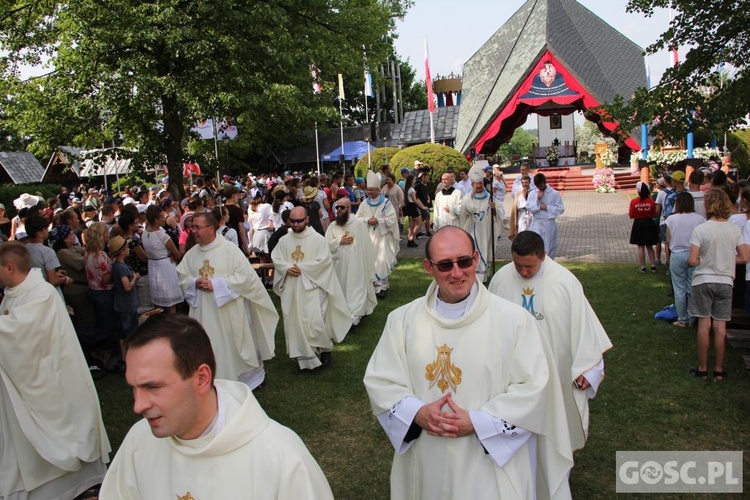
[363,122,376,142]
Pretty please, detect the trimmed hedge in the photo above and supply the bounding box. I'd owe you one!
[353,147,401,180]
[389,144,472,186]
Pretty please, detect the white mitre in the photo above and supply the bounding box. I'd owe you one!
[468,163,484,183]
[366,170,380,189]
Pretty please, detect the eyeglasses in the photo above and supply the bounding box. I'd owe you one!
[334,206,347,211]
[289,218,306,223]
[192,225,212,231]
[429,255,475,272]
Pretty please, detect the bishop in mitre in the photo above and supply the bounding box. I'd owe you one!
[460,163,500,282]
[355,170,399,298]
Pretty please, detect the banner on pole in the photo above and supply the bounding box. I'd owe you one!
[338,73,345,100]
[424,37,435,112]
[365,70,374,97]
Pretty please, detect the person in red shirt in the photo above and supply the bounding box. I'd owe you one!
[629,181,660,272]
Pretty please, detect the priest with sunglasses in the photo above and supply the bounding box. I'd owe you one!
[364,226,573,500]
[272,206,352,370]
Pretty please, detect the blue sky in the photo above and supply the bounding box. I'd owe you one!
[394,0,672,86]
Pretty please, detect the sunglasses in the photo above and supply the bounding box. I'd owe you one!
[334,206,347,211]
[289,218,306,223]
[429,256,475,272]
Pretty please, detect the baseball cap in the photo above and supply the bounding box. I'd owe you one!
[670,170,686,182]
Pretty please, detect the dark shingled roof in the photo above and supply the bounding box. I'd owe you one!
[0,152,45,185]
[456,0,647,154]
[391,106,459,146]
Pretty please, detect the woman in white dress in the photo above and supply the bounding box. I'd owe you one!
[142,205,183,313]
[509,175,534,240]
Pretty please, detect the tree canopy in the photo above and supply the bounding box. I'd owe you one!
[604,0,749,148]
[1,0,413,197]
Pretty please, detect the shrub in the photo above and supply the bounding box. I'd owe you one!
[353,147,401,180]
[389,144,472,186]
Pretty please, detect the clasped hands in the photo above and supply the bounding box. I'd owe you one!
[414,393,474,438]
[286,264,302,277]
[195,277,214,292]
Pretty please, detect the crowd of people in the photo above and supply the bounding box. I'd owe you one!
[1,161,613,500]
[629,161,749,381]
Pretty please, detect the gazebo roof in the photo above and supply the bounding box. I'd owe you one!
[0,152,45,185]
[456,0,647,154]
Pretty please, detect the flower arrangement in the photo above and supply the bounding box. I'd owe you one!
[592,167,616,193]
[599,148,614,167]
[645,145,722,168]
[546,143,559,163]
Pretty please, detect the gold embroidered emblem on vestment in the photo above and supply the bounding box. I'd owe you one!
[425,343,462,393]
[198,259,214,279]
[291,245,304,263]
[176,493,196,500]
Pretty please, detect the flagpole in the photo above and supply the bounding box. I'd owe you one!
[315,120,321,176]
[425,36,435,144]
[338,73,346,176]
[212,117,220,183]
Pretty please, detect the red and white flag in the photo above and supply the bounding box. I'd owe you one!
[424,36,435,112]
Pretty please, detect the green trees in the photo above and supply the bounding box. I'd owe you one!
[496,128,535,163]
[605,0,749,147]
[1,0,412,197]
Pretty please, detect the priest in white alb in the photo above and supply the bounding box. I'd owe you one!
[460,163,500,282]
[177,210,279,389]
[325,198,377,326]
[489,230,612,451]
[356,170,400,298]
[527,173,565,259]
[0,242,111,500]
[100,314,333,499]
[433,171,462,230]
[364,227,573,500]
[272,206,352,370]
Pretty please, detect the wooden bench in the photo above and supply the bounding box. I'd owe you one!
[726,329,750,349]
[252,262,275,286]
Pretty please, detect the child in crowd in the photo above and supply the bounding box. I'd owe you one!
[109,235,140,357]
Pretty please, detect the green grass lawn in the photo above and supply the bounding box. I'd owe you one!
[95,260,750,499]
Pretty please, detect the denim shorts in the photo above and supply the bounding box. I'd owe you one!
[688,282,733,321]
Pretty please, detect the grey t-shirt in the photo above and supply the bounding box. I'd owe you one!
[690,220,742,286]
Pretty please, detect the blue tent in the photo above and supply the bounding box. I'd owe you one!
[321,141,375,162]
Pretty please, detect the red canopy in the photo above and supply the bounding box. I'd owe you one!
[473,51,641,154]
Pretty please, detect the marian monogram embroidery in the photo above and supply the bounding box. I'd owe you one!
[425,344,462,393]
[522,287,544,320]
[198,259,214,280]
[177,493,196,500]
[291,245,305,263]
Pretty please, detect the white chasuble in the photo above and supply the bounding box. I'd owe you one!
[99,380,333,500]
[177,236,278,387]
[272,227,352,359]
[0,269,110,499]
[460,191,500,280]
[489,259,612,450]
[355,196,399,286]
[325,217,377,322]
[364,283,573,500]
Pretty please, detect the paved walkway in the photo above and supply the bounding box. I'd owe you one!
[398,191,638,264]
